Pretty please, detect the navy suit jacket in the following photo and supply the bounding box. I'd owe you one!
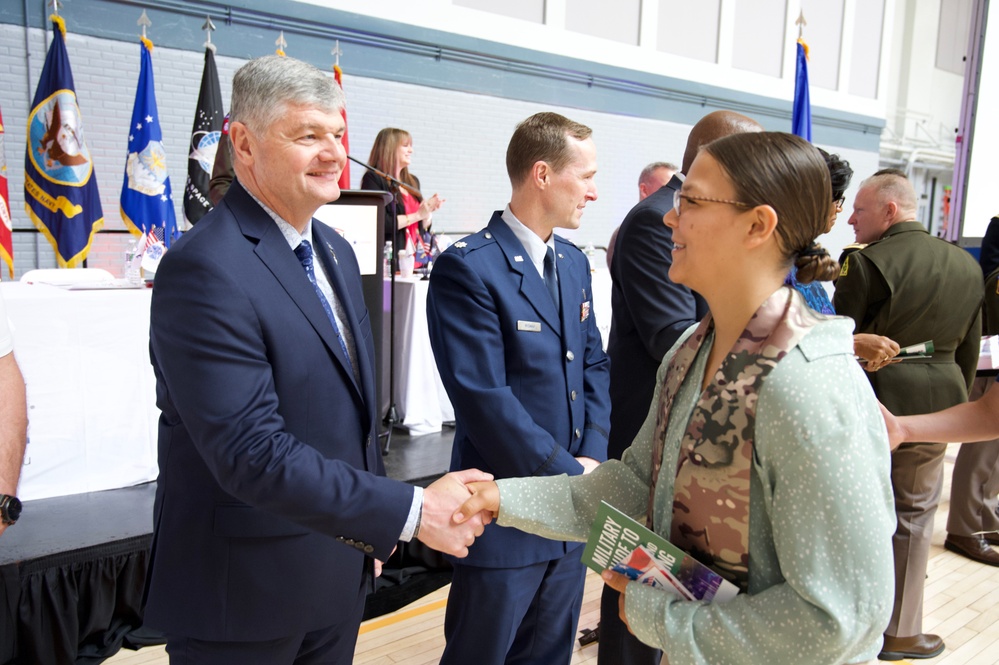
[607,178,707,459]
[427,212,611,568]
[143,181,414,641]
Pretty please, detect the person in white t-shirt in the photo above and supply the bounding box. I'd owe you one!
[0,290,27,536]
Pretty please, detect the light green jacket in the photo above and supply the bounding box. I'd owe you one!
[496,317,895,665]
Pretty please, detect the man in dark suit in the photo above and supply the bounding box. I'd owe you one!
[834,169,983,661]
[605,161,677,269]
[600,110,760,665]
[144,55,489,663]
[427,112,611,665]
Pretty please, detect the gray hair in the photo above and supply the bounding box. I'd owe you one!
[638,161,679,188]
[230,55,344,133]
[862,169,918,217]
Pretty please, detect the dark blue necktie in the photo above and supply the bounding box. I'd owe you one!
[544,246,559,311]
[294,239,353,374]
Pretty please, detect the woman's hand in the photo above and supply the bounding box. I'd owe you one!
[854,333,900,372]
[453,480,500,524]
[601,570,635,634]
[879,401,907,451]
[417,193,445,229]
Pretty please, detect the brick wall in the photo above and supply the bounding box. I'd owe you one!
[1,22,873,281]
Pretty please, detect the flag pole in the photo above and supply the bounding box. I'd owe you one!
[138,10,151,41]
[203,16,217,53]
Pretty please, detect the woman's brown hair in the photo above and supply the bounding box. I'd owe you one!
[366,128,421,199]
[704,132,839,283]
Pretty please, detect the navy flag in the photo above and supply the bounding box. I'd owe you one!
[24,15,103,268]
[792,38,812,141]
[184,47,223,226]
[121,37,177,246]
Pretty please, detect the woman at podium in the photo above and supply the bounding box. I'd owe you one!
[361,128,444,269]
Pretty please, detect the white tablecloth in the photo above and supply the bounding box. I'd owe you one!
[381,277,454,435]
[1,282,159,501]
[378,267,612,435]
[591,267,612,349]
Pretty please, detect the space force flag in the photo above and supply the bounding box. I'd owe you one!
[24,15,104,268]
[184,46,223,226]
[121,37,177,246]
[792,38,812,141]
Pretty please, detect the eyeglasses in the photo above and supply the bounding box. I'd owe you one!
[673,190,753,216]
[834,198,846,213]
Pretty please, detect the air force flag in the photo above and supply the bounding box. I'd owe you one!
[121,37,177,246]
[24,15,104,268]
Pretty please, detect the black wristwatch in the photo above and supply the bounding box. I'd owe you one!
[0,494,22,526]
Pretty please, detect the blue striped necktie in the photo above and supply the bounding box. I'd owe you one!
[294,239,353,374]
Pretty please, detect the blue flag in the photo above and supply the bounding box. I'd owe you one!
[792,38,812,141]
[24,15,103,268]
[121,37,176,247]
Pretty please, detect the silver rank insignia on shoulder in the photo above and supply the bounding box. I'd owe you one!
[514,255,524,262]
[455,241,468,248]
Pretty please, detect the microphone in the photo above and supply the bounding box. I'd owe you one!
[346,155,423,198]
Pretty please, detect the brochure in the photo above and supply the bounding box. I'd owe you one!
[581,501,739,603]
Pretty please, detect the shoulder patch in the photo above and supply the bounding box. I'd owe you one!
[553,234,579,251]
[839,256,849,277]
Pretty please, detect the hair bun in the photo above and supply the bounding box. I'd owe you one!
[794,242,839,283]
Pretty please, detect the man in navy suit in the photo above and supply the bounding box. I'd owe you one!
[427,112,611,665]
[144,55,489,664]
[601,110,761,665]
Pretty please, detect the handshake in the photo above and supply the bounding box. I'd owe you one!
[415,470,502,558]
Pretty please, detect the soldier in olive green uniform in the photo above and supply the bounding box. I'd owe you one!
[834,169,983,661]
[944,216,999,568]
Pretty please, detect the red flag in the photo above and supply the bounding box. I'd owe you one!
[333,64,350,191]
[0,107,12,279]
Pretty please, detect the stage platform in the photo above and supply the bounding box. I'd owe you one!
[0,427,454,665]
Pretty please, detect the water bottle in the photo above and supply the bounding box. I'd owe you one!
[123,240,142,286]
[583,242,597,271]
[383,241,393,278]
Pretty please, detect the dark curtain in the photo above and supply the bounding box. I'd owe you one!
[0,535,163,665]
